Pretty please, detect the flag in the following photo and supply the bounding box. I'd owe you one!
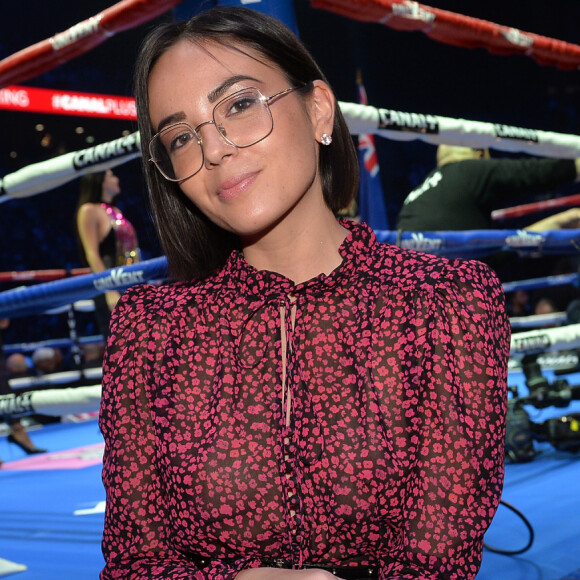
[356,70,389,230]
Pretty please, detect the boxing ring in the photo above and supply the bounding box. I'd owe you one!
[2,0,580,579]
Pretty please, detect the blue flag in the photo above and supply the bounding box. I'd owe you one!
[357,74,389,230]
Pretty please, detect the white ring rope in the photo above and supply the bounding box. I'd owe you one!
[338,102,580,159]
[510,323,580,358]
[510,312,568,329]
[2,105,580,203]
[0,385,101,418]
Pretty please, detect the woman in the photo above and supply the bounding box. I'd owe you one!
[99,7,510,579]
[76,169,140,338]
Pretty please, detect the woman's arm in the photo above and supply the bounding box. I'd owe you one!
[77,204,121,310]
[524,207,580,232]
[77,204,108,273]
[384,259,510,579]
[100,287,245,579]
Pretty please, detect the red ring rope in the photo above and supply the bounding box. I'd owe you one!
[0,268,91,283]
[0,0,183,89]
[312,0,580,70]
[492,193,580,221]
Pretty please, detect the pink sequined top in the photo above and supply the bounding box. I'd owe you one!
[99,219,510,579]
[101,203,140,266]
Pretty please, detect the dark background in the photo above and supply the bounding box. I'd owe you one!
[1,0,580,343]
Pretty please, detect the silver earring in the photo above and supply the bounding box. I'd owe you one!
[320,133,332,146]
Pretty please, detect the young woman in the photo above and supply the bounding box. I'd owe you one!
[99,7,510,579]
[76,169,140,337]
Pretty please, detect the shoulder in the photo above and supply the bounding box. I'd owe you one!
[77,202,106,223]
[444,159,502,175]
[111,272,227,321]
[114,280,205,317]
[78,202,103,214]
[367,240,502,299]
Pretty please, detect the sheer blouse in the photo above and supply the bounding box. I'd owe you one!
[99,219,510,579]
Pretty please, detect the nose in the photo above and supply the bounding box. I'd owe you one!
[198,121,236,169]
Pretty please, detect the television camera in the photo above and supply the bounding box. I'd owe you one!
[505,356,580,462]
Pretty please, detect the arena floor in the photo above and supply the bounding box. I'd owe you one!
[1,371,579,579]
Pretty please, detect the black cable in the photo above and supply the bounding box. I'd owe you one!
[483,499,535,555]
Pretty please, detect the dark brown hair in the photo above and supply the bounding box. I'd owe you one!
[75,171,108,267]
[134,6,359,281]
[77,171,106,207]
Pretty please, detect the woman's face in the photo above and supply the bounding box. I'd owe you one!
[102,170,120,197]
[147,39,334,241]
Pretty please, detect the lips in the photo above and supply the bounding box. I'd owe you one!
[216,172,258,200]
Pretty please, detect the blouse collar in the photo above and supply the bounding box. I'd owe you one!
[222,219,376,302]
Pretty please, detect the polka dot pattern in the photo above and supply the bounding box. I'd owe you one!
[99,220,510,579]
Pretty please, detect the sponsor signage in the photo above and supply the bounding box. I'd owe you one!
[72,132,141,169]
[378,108,439,134]
[494,124,539,142]
[93,267,146,291]
[512,332,551,354]
[0,85,136,120]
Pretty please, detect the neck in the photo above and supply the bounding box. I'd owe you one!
[241,204,348,284]
[102,190,117,205]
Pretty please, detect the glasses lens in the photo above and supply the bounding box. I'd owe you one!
[214,88,273,148]
[150,123,202,181]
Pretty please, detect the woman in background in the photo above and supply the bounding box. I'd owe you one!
[76,169,140,338]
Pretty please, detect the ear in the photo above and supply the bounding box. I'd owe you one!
[308,80,336,143]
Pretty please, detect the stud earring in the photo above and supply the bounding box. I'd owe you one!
[320,133,332,146]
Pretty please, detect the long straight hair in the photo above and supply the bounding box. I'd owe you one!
[75,171,107,267]
[77,172,106,208]
[134,6,359,281]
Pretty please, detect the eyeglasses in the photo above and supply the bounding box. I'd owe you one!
[149,85,306,182]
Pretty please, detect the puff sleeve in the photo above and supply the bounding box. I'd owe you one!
[99,285,248,579]
[380,258,510,579]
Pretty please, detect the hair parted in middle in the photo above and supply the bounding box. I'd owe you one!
[134,6,359,281]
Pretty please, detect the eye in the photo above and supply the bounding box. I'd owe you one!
[161,125,196,153]
[224,94,260,117]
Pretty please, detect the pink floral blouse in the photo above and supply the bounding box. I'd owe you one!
[99,219,510,579]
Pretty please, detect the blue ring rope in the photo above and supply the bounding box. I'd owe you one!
[1,228,580,320]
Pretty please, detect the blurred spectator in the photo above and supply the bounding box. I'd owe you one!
[534,297,559,316]
[1,319,46,463]
[396,145,580,274]
[396,145,580,232]
[5,352,31,377]
[80,342,105,369]
[532,297,561,329]
[506,289,532,318]
[530,256,579,314]
[31,347,63,375]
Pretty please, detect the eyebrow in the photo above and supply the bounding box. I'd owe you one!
[207,74,261,104]
[154,75,262,133]
[155,112,186,133]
